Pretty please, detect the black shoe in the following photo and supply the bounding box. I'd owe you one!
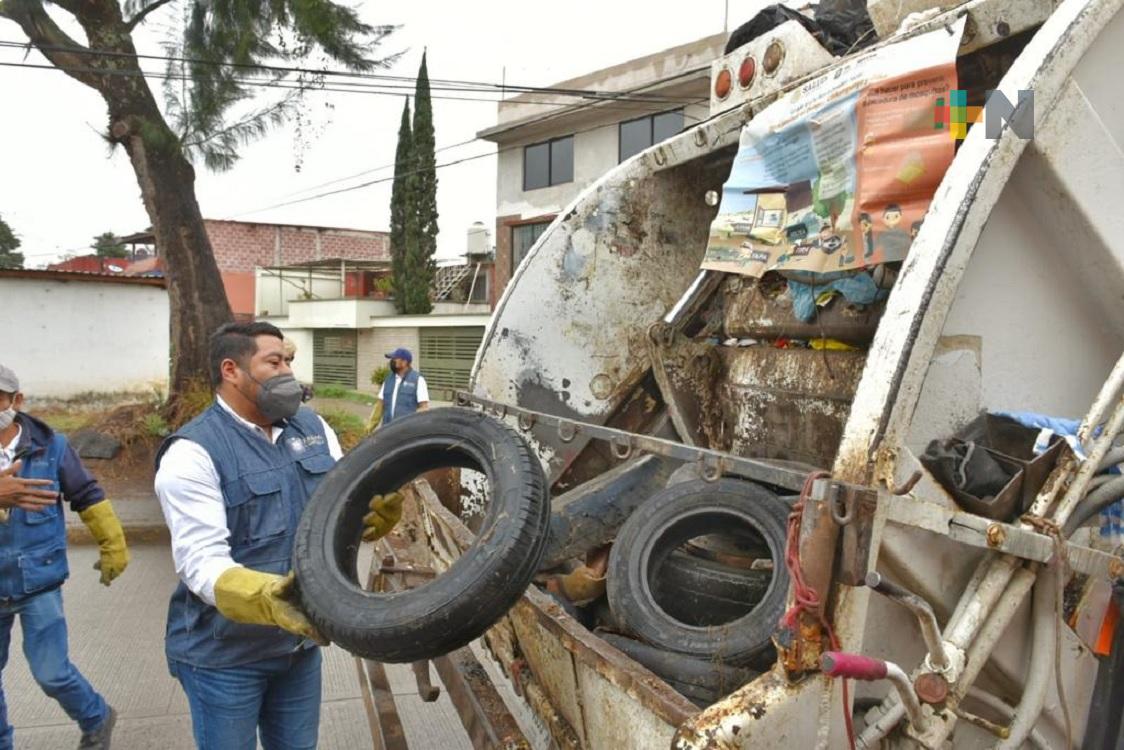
[78,707,116,750]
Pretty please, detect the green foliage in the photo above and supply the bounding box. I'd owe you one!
[389,53,437,315]
[407,52,437,314]
[0,213,24,269]
[156,0,399,171]
[370,365,390,387]
[143,412,171,437]
[312,384,376,405]
[319,408,365,451]
[389,98,413,313]
[93,231,128,258]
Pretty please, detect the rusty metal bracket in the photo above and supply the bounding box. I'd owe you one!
[883,493,1124,581]
[454,391,809,491]
[837,486,879,586]
[412,660,441,702]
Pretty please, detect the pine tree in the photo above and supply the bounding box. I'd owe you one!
[407,51,438,314]
[389,98,413,313]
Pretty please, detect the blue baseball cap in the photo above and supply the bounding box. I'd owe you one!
[385,347,413,364]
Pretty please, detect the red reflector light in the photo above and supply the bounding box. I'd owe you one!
[738,56,756,89]
[715,68,732,100]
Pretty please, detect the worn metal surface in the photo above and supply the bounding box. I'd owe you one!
[416,480,698,749]
[471,152,728,485]
[722,275,885,345]
[882,493,1124,580]
[836,487,879,587]
[453,394,810,491]
[431,648,531,750]
[647,330,722,448]
[542,454,676,569]
[709,20,836,118]
[719,347,866,468]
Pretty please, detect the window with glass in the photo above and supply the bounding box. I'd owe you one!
[618,109,685,163]
[512,221,550,271]
[523,136,574,191]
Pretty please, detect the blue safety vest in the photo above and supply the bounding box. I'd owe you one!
[157,404,334,668]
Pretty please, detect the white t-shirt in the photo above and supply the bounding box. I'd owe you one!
[379,371,429,418]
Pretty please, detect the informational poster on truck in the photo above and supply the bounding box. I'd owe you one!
[702,19,965,278]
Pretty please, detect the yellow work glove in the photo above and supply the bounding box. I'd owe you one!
[365,400,384,434]
[78,501,129,586]
[362,492,405,542]
[213,568,327,645]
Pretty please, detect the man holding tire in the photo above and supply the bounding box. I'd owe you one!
[154,322,342,750]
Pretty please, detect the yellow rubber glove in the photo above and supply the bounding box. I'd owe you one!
[78,501,129,586]
[213,568,327,645]
[362,492,405,542]
[365,400,384,434]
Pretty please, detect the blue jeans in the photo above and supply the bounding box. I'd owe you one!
[0,587,109,750]
[170,646,322,750]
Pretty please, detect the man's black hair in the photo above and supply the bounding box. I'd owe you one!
[859,212,872,223]
[209,321,285,386]
[883,203,902,214]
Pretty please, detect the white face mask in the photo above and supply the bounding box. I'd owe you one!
[0,407,15,432]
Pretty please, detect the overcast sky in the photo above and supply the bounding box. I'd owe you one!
[0,1,773,267]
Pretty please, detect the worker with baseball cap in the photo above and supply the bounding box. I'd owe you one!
[366,347,429,432]
[0,363,127,750]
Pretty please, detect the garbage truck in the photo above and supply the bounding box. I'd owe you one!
[293,0,1124,746]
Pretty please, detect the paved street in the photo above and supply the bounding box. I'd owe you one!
[5,544,472,749]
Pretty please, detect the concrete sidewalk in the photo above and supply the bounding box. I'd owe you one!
[4,545,472,749]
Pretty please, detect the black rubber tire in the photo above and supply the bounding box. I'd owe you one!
[598,632,758,707]
[293,408,549,662]
[606,478,790,665]
[654,551,772,627]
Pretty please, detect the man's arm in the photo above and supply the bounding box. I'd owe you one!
[366,393,385,433]
[154,439,239,606]
[317,417,344,460]
[416,375,430,411]
[57,437,105,512]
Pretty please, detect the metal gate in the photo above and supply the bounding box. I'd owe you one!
[419,327,485,402]
[312,329,358,387]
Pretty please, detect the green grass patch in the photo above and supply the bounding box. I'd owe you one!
[319,408,367,452]
[313,385,377,405]
[33,410,97,434]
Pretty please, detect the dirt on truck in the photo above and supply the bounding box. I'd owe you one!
[290,1,1124,747]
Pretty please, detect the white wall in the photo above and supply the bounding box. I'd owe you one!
[1,277,169,398]
[255,268,343,318]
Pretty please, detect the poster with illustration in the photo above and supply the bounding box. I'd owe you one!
[702,19,964,277]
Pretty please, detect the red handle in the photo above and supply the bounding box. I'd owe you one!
[821,651,888,681]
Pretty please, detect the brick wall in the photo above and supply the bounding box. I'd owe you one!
[356,327,420,394]
[203,220,390,274]
[492,213,520,308]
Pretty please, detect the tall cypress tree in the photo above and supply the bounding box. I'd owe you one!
[389,98,413,313]
[408,51,438,314]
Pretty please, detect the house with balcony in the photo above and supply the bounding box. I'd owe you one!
[477,33,726,303]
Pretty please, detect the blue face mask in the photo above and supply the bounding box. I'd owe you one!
[0,407,15,432]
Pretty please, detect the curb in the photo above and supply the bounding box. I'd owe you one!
[67,523,170,546]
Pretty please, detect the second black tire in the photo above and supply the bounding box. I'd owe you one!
[293,408,549,663]
[606,478,790,666]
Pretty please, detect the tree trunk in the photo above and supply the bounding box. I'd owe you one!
[115,115,233,400]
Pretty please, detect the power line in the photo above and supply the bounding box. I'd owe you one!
[0,39,700,105]
[228,94,711,217]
